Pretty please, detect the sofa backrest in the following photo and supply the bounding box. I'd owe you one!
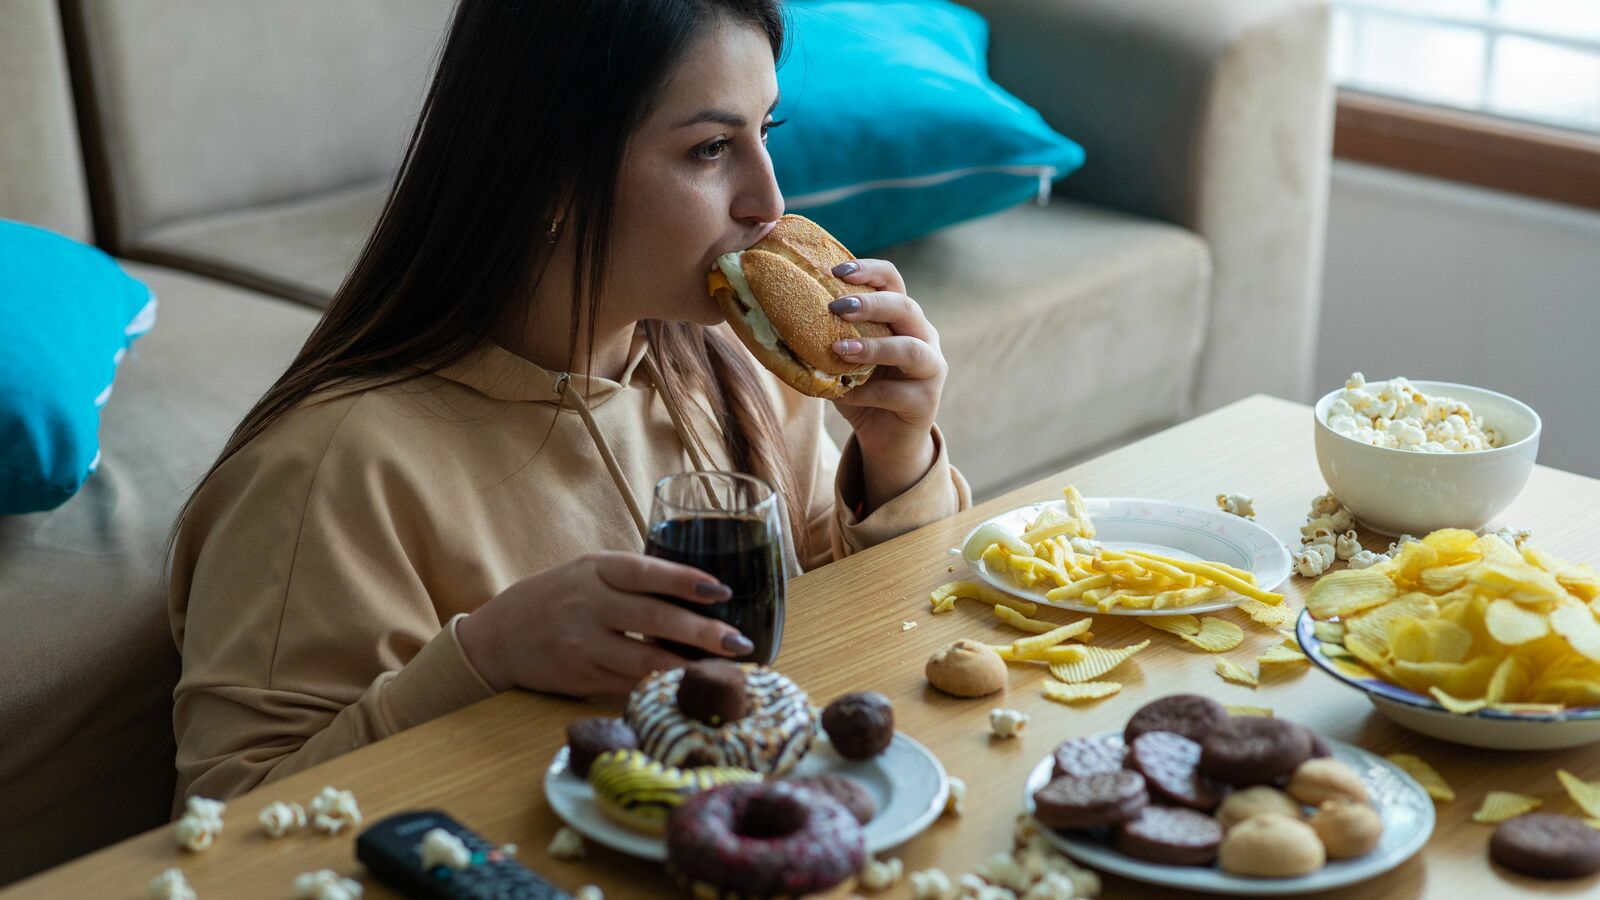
[61,0,450,252]
[0,0,93,241]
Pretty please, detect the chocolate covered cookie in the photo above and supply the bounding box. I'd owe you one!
[1128,731,1221,812]
[1032,770,1149,831]
[1114,805,1223,866]
[1199,717,1313,787]
[1125,694,1229,745]
[566,717,639,779]
[821,692,894,760]
[1051,735,1125,780]
[677,659,751,726]
[1490,813,1600,879]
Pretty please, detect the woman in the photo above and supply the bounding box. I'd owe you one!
[166,0,968,804]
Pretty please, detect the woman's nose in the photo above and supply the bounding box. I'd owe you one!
[733,149,784,226]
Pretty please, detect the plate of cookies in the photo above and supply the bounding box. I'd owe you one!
[544,660,949,872]
[959,487,1293,616]
[1023,694,1435,895]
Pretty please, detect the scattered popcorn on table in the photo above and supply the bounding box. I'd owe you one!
[989,708,1029,739]
[293,870,363,900]
[1347,549,1389,570]
[902,620,919,632]
[1334,530,1362,561]
[148,868,196,900]
[1293,542,1335,578]
[861,857,905,891]
[573,887,603,900]
[546,826,585,861]
[1021,873,1081,900]
[308,786,361,835]
[1215,493,1255,519]
[910,868,956,900]
[944,777,967,816]
[960,872,1016,899]
[420,827,472,871]
[1309,490,1343,518]
[1304,526,1337,549]
[173,797,225,852]
[1489,526,1532,549]
[1327,373,1501,452]
[1387,534,1420,556]
[259,801,306,839]
[976,852,1029,891]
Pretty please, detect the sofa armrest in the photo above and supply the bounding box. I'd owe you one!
[964,0,1335,409]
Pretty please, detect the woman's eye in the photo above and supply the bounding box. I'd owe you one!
[694,139,730,161]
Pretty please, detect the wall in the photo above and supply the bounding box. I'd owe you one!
[1317,160,1600,478]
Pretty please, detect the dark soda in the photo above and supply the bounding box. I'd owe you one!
[644,514,785,664]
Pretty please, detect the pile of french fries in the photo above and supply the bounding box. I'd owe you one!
[964,486,1285,613]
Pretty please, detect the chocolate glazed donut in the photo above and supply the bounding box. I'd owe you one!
[666,782,865,898]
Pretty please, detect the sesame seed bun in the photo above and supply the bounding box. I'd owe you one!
[708,214,891,399]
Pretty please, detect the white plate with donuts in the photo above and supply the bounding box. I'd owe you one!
[1022,732,1435,895]
[545,731,949,862]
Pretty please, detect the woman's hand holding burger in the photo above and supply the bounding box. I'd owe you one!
[826,257,946,514]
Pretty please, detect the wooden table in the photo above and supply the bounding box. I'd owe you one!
[11,395,1600,899]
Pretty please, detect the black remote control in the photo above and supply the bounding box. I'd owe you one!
[355,809,571,899]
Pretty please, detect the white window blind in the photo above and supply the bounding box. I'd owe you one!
[1332,0,1600,133]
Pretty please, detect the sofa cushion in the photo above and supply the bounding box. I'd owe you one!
[0,0,92,241]
[0,264,318,885]
[139,180,389,309]
[828,199,1211,498]
[62,0,446,251]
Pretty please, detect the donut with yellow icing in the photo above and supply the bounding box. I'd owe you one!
[587,749,760,835]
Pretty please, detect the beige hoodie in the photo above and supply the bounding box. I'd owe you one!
[167,324,969,806]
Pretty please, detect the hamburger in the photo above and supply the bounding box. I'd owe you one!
[708,214,891,399]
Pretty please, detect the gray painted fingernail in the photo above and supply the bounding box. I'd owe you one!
[830,296,861,314]
[696,582,732,599]
[722,633,755,654]
[832,261,860,277]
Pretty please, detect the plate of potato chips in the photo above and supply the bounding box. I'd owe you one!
[959,488,1292,617]
[1296,527,1600,750]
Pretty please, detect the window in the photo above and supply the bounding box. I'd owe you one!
[1333,0,1600,134]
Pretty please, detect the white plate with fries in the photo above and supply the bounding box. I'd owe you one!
[1022,733,1435,895]
[544,732,948,862]
[961,495,1292,616]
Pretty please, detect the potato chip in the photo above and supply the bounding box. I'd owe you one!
[1049,641,1150,683]
[1485,655,1530,704]
[1181,617,1245,653]
[1257,644,1310,669]
[1549,601,1600,662]
[1389,616,1473,665]
[1215,658,1258,687]
[1386,753,1455,802]
[1011,619,1094,657]
[1429,686,1489,714]
[1140,614,1201,637]
[1225,705,1273,717]
[1320,642,1357,660]
[1485,598,1550,645]
[1472,563,1566,604]
[1313,620,1347,644]
[1393,656,1499,697]
[1307,569,1400,619]
[1422,528,1482,564]
[1420,560,1477,594]
[1472,791,1542,824]
[1556,770,1600,818]
[1488,702,1566,714]
[1041,681,1122,704]
[1330,657,1378,680]
[1236,597,1297,629]
[1345,593,1438,651]
[1476,533,1524,566]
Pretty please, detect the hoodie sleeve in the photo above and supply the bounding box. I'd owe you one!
[168,396,496,805]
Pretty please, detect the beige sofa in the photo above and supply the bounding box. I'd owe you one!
[0,0,1331,883]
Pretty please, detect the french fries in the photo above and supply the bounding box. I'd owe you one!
[966,485,1283,612]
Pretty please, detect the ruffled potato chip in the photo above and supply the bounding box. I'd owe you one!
[1389,616,1473,664]
[1181,617,1245,653]
[1235,597,1297,629]
[1485,655,1531,704]
[1320,642,1357,660]
[1422,528,1482,565]
[1215,658,1258,687]
[1386,753,1455,802]
[1258,644,1310,669]
[1140,614,1201,637]
[1549,601,1600,662]
[1471,563,1565,604]
[1346,594,1439,651]
[1471,791,1542,824]
[1393,656,1498,698]
[1313,620,1347,644]
[1484,598,1550,646]
[1556,770,1600,818]
[1307,569,1400,620]
[1330,657,1378,680]
[1048,641,1150,684]
[1226,705,1273,717]
[1429,686,1489,714]
[1041,681,1122,704]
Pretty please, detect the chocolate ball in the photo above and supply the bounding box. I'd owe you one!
[821,691,895,760]
[565,717,638,779]
[676,659,751,726]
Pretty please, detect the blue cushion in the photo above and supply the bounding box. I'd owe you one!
[1,221,156,514]
[770,0,1085,254]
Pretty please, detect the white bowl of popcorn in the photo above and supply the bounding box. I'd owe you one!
[1313,375,1539,536]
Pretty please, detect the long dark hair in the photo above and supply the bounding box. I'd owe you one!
[164,0,810,570]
